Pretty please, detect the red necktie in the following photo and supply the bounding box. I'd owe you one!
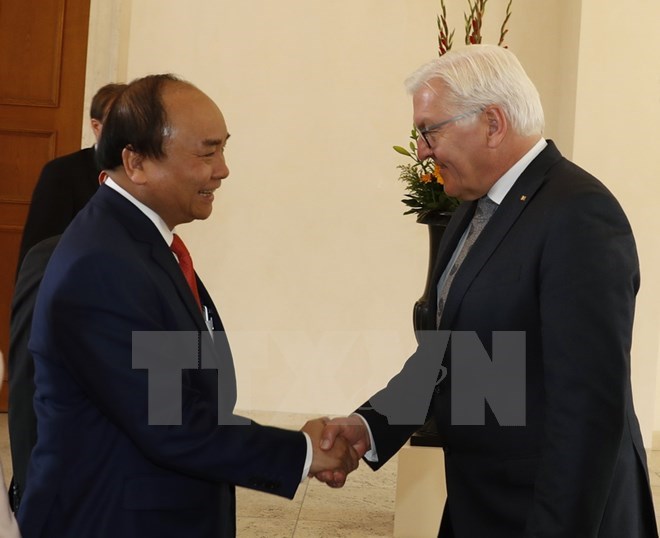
[170,233,202,310]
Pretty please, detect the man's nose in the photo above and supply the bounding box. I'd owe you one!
[417,139,433,161]
[214,155,229,180]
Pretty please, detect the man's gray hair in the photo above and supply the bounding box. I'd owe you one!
[405,44,544,136]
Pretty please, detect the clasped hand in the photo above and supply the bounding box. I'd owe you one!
[301,415,371,488]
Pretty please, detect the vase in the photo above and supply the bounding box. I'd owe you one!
[410,209,453,448]
[412,210,453,333]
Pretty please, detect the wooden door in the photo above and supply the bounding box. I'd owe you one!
[0,0,91,410]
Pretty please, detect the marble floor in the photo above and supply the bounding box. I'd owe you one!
[2,410,660,537]
[232,410,398,537]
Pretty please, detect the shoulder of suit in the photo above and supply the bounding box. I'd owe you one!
[530,156,625,225]
[23,235,62,263]
[40,147,96,174]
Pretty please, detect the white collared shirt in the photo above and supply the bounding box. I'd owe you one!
[487,137,547,203]
[103,177,174,245]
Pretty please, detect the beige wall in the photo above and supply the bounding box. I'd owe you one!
[84,0,660,443]
[571,0,660,445]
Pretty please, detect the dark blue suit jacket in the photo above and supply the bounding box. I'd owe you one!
[359,141,658,537]
[18,185,306,538]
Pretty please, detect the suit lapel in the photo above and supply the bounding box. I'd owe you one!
[196,280,222,330]
[150,244,209,331]
[197,278,238,413]
[423,201,476,328]
[430,202,476,287]
[93,186,239,416]
[95,186,209,331]
[437,141,564,329]
[137,210,238,410]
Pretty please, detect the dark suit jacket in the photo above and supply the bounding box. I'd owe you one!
[17,146,100,272]
[17,186,306,538]
[8,235,61,511]
[359,141,658,537]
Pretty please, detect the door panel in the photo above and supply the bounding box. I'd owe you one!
[0,0,65,107]
[0,0,91,410]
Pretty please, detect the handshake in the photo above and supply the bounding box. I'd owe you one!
[300,415,370,488]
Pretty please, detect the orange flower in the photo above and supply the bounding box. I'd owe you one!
[432,164,444,185]
[420,173,432,184]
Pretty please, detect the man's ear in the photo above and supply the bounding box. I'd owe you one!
[90,118,102,142]
[122,146,147,185]
[484,105,507,148]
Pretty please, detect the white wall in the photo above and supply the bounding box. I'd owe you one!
[81,0,131,141]
[571,0,660,445]
[84,0,660,443]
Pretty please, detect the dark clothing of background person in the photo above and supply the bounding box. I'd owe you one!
[7,235,60,511]
[16,149,98,271]
[16,82,126,273]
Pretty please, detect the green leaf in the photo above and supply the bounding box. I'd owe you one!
[393,145,412,157]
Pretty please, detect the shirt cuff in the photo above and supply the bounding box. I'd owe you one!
[301,431,313,482]
[352,413,378,462]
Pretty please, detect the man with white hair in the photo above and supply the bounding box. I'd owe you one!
[319,45,657,537]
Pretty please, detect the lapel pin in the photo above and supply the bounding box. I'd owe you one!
[520,195,527,202]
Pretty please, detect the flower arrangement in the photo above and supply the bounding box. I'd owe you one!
[394,0,512,219]
[394,130,459,216]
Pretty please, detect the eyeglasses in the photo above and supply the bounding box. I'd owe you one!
[417,108,483,148]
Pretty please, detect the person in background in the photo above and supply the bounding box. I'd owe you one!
[8,83,127,507]
[318,45,657,537]
[16,83,126,272]
[7,235,60,511]
[17,74,357,538]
